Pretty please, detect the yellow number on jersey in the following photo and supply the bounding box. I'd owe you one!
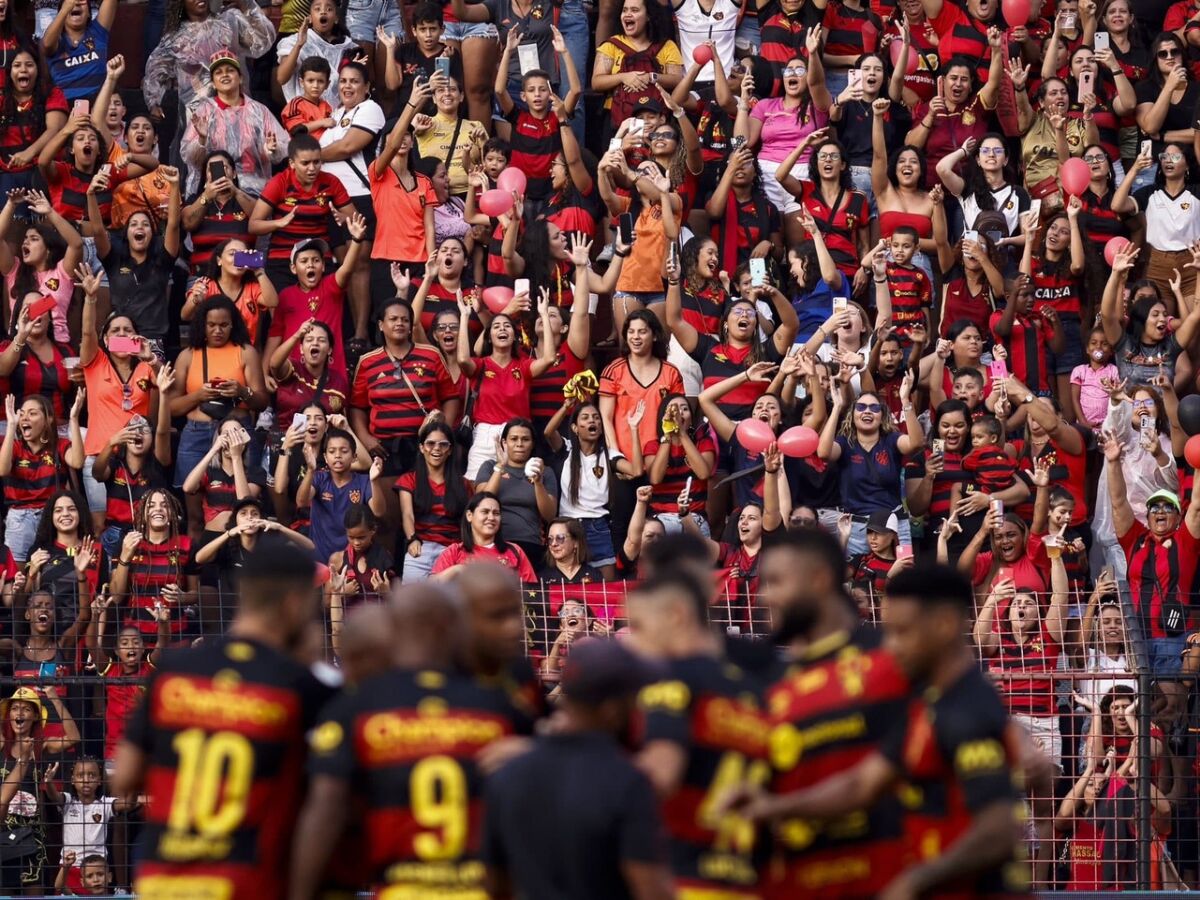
[168,729,255,837]
[410,755,468,860]
[697,751,771,853]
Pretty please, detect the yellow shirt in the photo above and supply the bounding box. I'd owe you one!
[1021,114,1090,189]
[415,114,485,196]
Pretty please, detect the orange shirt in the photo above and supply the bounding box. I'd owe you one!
[204,279,267,346]
[184,342,248,412]
[82,353,156,457]
[369,165,438,263]
[599,356,683,460]
[615,194,668,294]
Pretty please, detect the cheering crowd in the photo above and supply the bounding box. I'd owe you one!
[0,0,1192,891]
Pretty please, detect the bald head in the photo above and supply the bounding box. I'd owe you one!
[390,583,463,671]
[452,562,526,673]
[340,604,394,685]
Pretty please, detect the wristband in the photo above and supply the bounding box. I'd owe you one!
[873,278,887,284]
[350,237,365,243]
[614,249,629,258]
[115,558,130,567]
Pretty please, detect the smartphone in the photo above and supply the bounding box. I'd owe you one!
[1077,69,1094,103]
[984,229,1004,246]
[683,475,693,499]
[291,412,308,431]
[849,69,862,89]
[668,241,679,271]
[730,135,746,153]
[962,230,980,246]
[628,119,645,138]
[608,137,623,153]
[514,277,530,296]
[434,57,451,79]
[988,358,1009,381]
[232,250,264,269]
[618,212,634,247]
[1094,31,1110,51]
[108,336,141,354]
[1141,139,1153,158]
[1028,198,1042,221]
[1140,413,1153,432]
[72,98,89,118]
[26,295,55,321]
[896,545,913,561]
[932,438,945,455]
[207,159,225,182]
[997,565,1013,583]
[208,377,225,388]
[832,296,848,315]
[517,43,540,76]
[749,257,766,288]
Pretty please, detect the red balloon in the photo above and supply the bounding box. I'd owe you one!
[497,167,527,196]
[1187,434,1200,469]
[1059,157,1090,198]
[1104,236,1131,267]
[1001,0,1030,26]
[482,286,514,314]
[692,43,713,66]
[777,425,819,459]
[479,188,511,218]
[314,563,331,587]
[888,37,918,76]
[735,418,774,455]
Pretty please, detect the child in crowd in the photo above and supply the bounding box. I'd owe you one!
[46,757,137,892]
[297,428,386,565]
[281,56,335,138]
[1071,327,1118,431]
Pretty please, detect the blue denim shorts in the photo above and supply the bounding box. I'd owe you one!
[443,21,499,42]
[344,0,402,42]
[580,517,615,567]
[1044,313,1083,376]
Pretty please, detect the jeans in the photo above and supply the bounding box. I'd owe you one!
[1149,635,1187,676]
[401,540,448,583]
[556,0,589,146]
[735,14,761,52]
[657,512,712,538]
[825,69,850,102]
[5,507,40,562]
[344,0,402,42]
[142,0,167,68]
[850,165,877,217]
[581,517,615,567]
[81,453,106,514]
[175,420,219,487]
[101,524,125,564]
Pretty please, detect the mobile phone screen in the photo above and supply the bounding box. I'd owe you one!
[618,212,634,246]
[108,336,142,354]
[749,258,766,287]
[208,160,225,182]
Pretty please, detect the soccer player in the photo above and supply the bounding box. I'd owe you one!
[112,538,333,900]
[626,567,768,899]
[290,578,536,900]
[756,527,911,898]
[739,562,1028,898]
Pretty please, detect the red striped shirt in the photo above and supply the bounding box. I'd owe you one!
[186,197,251,275]
[4,437,71,508]
[258,169,351,262]
[644,430,716,513]
[350,345,457,440]
[122,535,193,637]
[396,472,471,546]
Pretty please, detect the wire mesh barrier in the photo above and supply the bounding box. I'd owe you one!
[0,579,1193,895]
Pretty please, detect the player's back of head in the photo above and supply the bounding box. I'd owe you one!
[238,536,317,610]
[886,563,974,612]
[390,582,464,671]
[761,526,845,588]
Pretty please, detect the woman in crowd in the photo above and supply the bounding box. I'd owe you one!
[26,491,102,618]
[870,98,936,277]
[0,48,67,202]
[905,399,972,542]
[591,0,683,139]
[180,151,254,280]
[642,392,716,535]
[539,517,604,585]
[411,238,481,344]
[397,420,470,583]
[1015,71,1098,201]
[430,490,538,581]
[787,210,852,343]
[935,233,1005,339]
[412,74,486,201]
[184,237,278,347]
[704,142,781,273]
[0,189,81,346]
[270,404,369,530]
[267,319,349,425]
[181,417,263,546]
[936,133,1030,261]
[1134,32,1199,171]
[476,419,558,565]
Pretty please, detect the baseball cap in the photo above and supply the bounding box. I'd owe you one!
[208,48,240,74]
[1146,489,1182,512]
[231,496,265,519]
[866,510,900,535]
[560,639,661,705]
[0,687,47,727]
[290,238,330,265]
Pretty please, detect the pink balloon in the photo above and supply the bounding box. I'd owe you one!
[735,418,774,455]
[1001,0,1030,26]
[482,286,514,314]
[1103,236,1130,267]
[888,36,918,76]
[497,167,527,196]
[692,43,713,66]
[777,425,819,459]
[479,188,511,218]
[1059,157,1090,198]
[314,563,331,587]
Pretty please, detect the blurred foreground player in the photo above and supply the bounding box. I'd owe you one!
[482,639,676,900]
[735,563,1028,899]
[112,537,332,900]
[627,568,768,899]
[757,528,911,897]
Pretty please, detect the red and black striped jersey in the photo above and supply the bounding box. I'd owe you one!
[764,627,910,899]
[350,345,457,440]
[637,655,768,893]
[187,197,251,275]
[306,667,538,894]
[4,437,72,509]
[506,108,561,202]
[395,472,472,546]
[928,3,992,85]
[47,159,129,223]
[800,182,869,277]
[821,2,881,58]
[644,429,717,514]
[258,169,351,262]
[880,665,1027,898]
[709,193,780,271]
[121,534,195,638]
[991,624,1060,717]
[126,637,334,900]
[904,449,965,521]
[1079,186,1129,248]
[0,89,68,174]
[680,284,727,337]
[690,335,782,421]
[529,344,585,423]
[696,97,734,164]
[988,309,1055,397]
[198,464,266,525]
[849,550,894,597]
[886,263,932,344]
[961,445,1017,495]
[485,220,517,288]
[1030,256,1082,319]
[0,340,74,420]
[761,8,822,66]
[939,275,995,339]
[104,455,170,529]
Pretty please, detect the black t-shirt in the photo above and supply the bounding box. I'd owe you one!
[1134,79,1200,163]
[391,42,465,115]
[100,234,178,340]
[482,731,668,900]
[835,99,913,168]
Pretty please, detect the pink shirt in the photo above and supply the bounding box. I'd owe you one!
[750,97,830,164]
[5,261,73,345]
[1071,362,1118,429]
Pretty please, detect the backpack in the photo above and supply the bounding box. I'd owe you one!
[608,37,664,126]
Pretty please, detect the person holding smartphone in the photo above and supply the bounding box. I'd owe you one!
[183,238,278,346]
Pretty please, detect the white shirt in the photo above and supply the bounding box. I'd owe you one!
[1137,185,1200,252]
[1083,647,1135,705]
[1093,398,1178,541]
[673,0,739,82]
[276,30,358,107]
[319,100,386,198]
[558,438,622,520]
[61,793,116,861]
[961,184,1022,236]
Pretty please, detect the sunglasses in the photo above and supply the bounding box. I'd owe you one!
[422,440,451,450]
[548,534,570,544]
[817,151,842,161]
[1148,501,1178,514]
[1160,152,1184,162]
[1158,47,1181,59]
[782,66,807,77]
[432,323,456,332]
[854,402,882,413]
[1082,154,1106,163]
[648,130,677,142]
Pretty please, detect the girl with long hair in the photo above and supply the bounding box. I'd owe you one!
[267,319,349,424]
[26,491,102,618]
[0,48,66,209]
[935,232,1005,340]
[180,150,254,279]
[643,392,716,536]
[0,189,81,345]
[181,416,264,546]
[705,142,781,273]
[936,132,1030,263]
[430,490,538,581]
[183,237,278,346]
[325,503,393,608]
[476,419,559,563]
[592,0,684,136]
[1134,32,1200,174]
[0,295,74,424]
[0,393,83,562]
[503,219,623,318]
[870,98,937,279]
[398,421,471,583]
[598,309,682,464]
